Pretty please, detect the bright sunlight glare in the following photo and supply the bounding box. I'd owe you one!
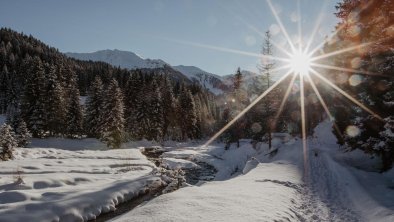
[290,50,312,75]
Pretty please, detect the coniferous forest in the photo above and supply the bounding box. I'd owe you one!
[0,28,220,149]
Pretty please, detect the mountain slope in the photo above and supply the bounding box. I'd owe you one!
[66,49,167,69]
[67,50,229,95]
[173,65,228,95]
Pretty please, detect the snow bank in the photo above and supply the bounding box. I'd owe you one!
[113,162,304,222]
[0,144,162,222]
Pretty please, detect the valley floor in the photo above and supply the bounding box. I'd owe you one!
[1,121,394,222]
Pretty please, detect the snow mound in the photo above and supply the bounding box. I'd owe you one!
[0,143,162,222]
[114,162,304,222]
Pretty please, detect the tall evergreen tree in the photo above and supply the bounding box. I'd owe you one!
[101,79,125,148]
[329,0,394,170]
[260,30,276,149]
[146,78,164,141]
[65,75,84,138]
[0,123,17,160]
[160,76,176,140]
[85,76,104,138]
[124,72,143,138]
[45,64,65,136]
[21,56,47,138]
[177,87,199,140]
[15,120,31,147]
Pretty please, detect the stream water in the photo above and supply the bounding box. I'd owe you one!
[89,146,216,221]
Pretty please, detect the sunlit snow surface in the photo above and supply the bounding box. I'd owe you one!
[1,122,394,222]
[114,121,394,222]
[0,139,162,222]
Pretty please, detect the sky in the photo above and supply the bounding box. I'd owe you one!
[0,0,340,75]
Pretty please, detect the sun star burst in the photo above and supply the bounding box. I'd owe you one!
[197,0,385,180]
[289,50,312,76]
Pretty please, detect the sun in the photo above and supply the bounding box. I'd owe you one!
[289,50,312,75]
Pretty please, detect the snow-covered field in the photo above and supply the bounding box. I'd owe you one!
[114,120,394,222]
[0,139,162,222]
[1,121,394,222]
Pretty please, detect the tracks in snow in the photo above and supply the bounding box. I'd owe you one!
[296,147,362,222]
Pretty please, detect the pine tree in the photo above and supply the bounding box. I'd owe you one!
[85,76,104,138]
[21,56,47,138]
[65,76,84,138]
[146,78,164,141]
[0,124,17,160]
[15,120,31,147]
[161,76,176,140]
[228,67,247,147]
[45,64,65,136]
[124,72,143,138]
[0,65,9,113]
[101,79,125,148]
[233,67,242,92]
[177,87,198,140]
[262,31,275,148]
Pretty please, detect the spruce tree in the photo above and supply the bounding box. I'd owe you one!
[21,56,47,138]
[15,120,31,147]
[85,76,104,138]
[124,72,143,139]
[45,64,65,136]
[161,76,176,140]
[329,0,394,170]
[0,124,17,160]
[147,78,164,141]
[101,79,125,148]
[261,31,276,149]
[65,76,84,138]
[177,87,198,140]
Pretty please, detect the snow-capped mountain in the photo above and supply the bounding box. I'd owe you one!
[66,49,168,69]
[66,49,229,95]
[66,49,261,96]
[173,65,228,95]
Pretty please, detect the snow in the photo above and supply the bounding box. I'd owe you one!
[0,138,162,222]
[114,120,394,222]
[113,162,304,222]
[2,121,394,221]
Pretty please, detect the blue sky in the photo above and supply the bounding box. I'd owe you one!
[0,0,339,75]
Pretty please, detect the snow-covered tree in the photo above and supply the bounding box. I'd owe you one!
[329,0,394,170]
[177,86,198,140]
[85,76,104,138]
[21,56,47,138]
[160,75,176,140]
[15,120,31,147]
[0,124,17,160]
[101,79,125,148]
[124,72,143,138]
[65,76,84,138]
[45,64,65,136]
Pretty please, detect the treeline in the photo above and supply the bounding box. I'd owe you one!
[218,67,326,149]
[323,0,394,171]
[0,28,219,148]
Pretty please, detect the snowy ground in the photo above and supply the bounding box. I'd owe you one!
[113,120,394,222]
[1,121,394,222]
[0,139,162,222]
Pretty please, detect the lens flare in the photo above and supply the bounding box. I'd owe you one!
[290,50,312,75]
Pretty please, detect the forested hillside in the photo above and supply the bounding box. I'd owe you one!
[0,28,219,147]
